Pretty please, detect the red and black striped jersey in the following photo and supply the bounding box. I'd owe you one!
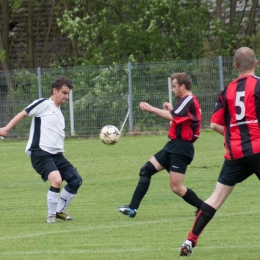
[211,75,260,159]
[168,95,201,142]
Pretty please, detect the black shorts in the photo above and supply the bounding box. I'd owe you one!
[218,153,260,186]
[30,150,75,182]
[154,140,194,174]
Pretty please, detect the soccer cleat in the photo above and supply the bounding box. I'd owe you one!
[179,240,193,256]
[46,216,56,224]
[117,205,137,218]
[56,211,73,220]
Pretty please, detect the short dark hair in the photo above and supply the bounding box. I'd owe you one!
[51,76,74,94]
[170,72,192,90]
[234,47,256,73]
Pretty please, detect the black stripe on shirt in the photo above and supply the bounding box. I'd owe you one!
[25,98,48,114]
[28,117,41,151]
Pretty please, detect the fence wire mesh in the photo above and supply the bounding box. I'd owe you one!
[1,56,260,138]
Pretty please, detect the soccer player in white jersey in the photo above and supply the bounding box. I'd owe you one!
[0,76,83,223]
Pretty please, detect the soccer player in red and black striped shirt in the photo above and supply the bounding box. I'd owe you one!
[117,72,203,218]
[180,47,260,256]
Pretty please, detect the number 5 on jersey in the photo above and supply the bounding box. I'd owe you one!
[235,91,245,120]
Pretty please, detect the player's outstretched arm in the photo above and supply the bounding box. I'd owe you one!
[140,102,173,121]
[0,110,28,137]
[210,122,224,135]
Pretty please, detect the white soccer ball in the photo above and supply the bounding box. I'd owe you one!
[99,125,120,145]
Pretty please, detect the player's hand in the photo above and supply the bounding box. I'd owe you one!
[163,102,173,111]
[0,127,8,137]
[140,102,154,112]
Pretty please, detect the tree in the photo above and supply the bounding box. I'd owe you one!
[216,0,222,53]
[27,0,34,68]
[56,0,211,66]
[2,0,260,70]
[207,0,260,57]
[0,0,11,72]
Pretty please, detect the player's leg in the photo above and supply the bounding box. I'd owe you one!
[169,171,203,209]
[169,153,203,210]
[56,155,82,220]
[180,182,233,256]
[30,150,62,223]
[180,158,241,256]
[129,156,163,208]
[47,170,63,222]
[117,153,164,218]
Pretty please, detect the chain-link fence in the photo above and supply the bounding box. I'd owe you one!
[1,56,260,138]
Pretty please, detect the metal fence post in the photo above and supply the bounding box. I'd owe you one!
[128,62,133,132]
[69,89,75,136]
[218,56,224,91]
[37,67,42,98]
[168,77,172,105]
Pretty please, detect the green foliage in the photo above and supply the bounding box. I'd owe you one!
[56,0,211,66]
[0,50,7,62]
[6,70,39,137]
[1,132,260,259]
[251,29,260,55]
[203,1,260,57]
[8,0,24,10]
[73,65,129,134]
[3,0,260,71]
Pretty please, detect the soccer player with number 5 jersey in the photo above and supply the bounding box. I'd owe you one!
[180,47,260,256]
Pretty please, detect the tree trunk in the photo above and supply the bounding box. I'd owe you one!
[229,0,237,25]
[40,0,55,67]
[246,0,258,40]
[62,0,79,62]
[0,0,13,92]
[28,0,35,68]
[216,0,222,53]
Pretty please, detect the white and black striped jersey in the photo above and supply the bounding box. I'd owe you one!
[24,98,65,155]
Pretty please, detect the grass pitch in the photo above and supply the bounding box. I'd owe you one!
[1,130,260,259]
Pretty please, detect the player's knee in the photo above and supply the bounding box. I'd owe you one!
[170,183,182,195]
[48,171,62,188]
[139,161,158,182]
[65,168,83,194]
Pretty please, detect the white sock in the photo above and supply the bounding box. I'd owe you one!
[56,188,75,213]
[47,190,59,217]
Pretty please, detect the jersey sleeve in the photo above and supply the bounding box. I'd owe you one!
[210,90,225,126]
[25,98,49,117]
[170,95,193,124]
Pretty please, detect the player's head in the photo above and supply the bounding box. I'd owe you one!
[234,47,258,73]
[170,72,192,90]
[51,76,74,95]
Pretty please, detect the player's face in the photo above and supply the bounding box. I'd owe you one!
[172,79,183,98]
[52,85,70,106]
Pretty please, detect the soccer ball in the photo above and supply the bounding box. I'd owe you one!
[99,125,120,145]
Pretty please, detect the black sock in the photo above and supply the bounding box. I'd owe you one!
[192,202,216,236]
[49,186,60,193]
[182,188,203,208]
[129,176,151,210]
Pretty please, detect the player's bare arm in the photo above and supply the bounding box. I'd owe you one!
[0,110,28,136]
[210,122,224,135]
[163,102,173,111]
[140,102,173,121]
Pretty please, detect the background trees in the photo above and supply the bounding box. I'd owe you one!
[57,0,211,66]
[212,0,260,57]
[0,0,259,71]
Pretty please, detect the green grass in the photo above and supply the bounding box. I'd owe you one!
[1,130,260,259]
